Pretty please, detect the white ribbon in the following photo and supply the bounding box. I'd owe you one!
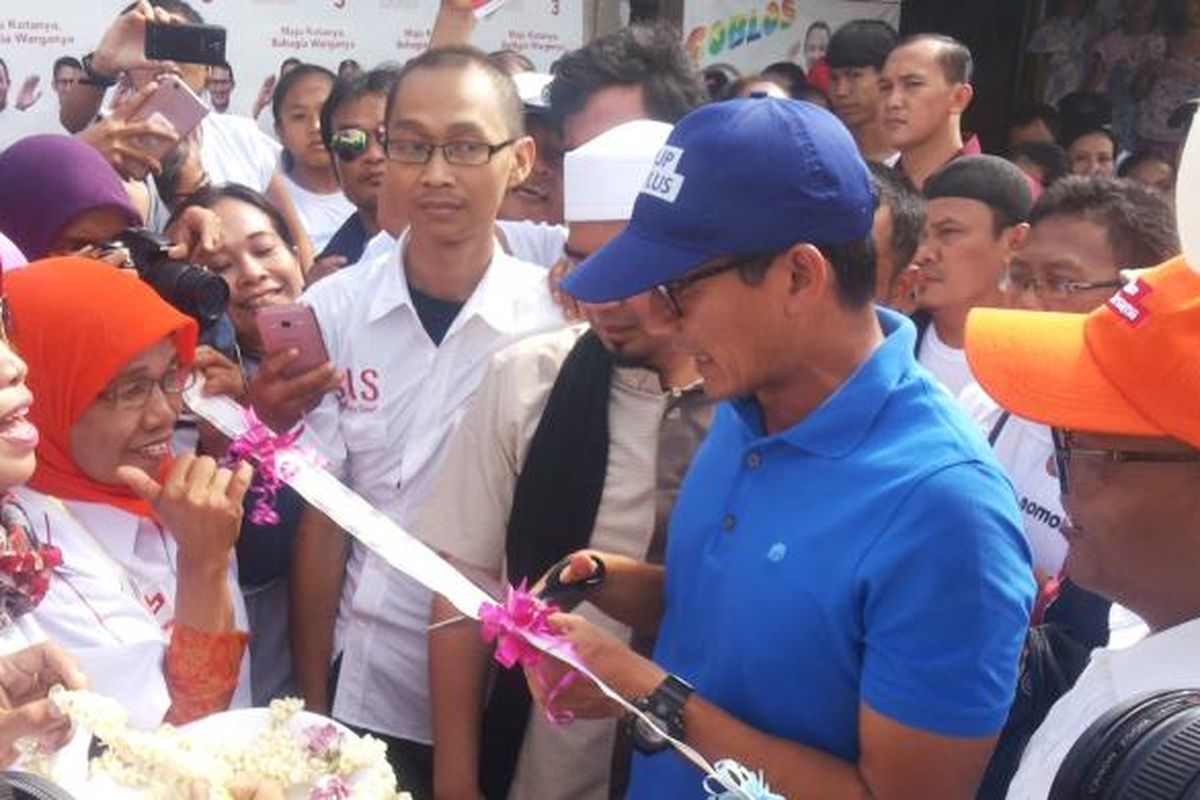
[185,382,782,799]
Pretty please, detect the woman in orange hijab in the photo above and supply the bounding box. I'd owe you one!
[7,257,254,729]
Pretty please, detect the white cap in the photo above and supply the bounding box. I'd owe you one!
[564,119,674,223]
[512,72,553,110]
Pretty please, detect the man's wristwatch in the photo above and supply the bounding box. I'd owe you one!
[81,52,118,88]
[629,674,694,755]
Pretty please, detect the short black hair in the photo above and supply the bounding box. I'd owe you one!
[487,49,536,76]
[53,56,83,78]
[826,19,898,70]
[738,237,878,310]
[925,154,1034,231]
[121,0,203,23]
[1060,124,1118,155]
[169,182,297,249]
[212,60,234,79]
[1010,102,1061,140]
[869,162,925,283]
[547,24,708,131]
[761,61,810,100]
[894,33,973,84]
[387,46,524,137]
[1030,176,1179,269]
[320,66,400,151]
[1010,141,1069,186]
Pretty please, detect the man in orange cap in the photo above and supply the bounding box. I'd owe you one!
[965,256,1200,799]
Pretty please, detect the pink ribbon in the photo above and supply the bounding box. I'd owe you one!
[479,582,580,724]
[222,409,320,526]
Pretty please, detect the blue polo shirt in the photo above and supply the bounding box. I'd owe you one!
[628,309,1034,798]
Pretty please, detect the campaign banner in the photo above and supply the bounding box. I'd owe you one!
[682,0,901,73]
[0,0,581,146]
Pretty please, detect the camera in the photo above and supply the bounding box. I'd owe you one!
[1051,689,1200,799]
[103,229,229,329]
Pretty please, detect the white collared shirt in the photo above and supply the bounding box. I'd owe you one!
[1007,616,1200,799]
[301,231,564,741]
[14,488,251,731]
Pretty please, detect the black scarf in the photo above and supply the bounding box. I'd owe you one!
[479,330,614,799]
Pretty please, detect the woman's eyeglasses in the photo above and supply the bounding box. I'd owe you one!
[98,364,197,412]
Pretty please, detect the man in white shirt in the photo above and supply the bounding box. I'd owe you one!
[423,119,713,800]
[290,46,563,800]
[965,249,1200,800]
[912,155,1031,397]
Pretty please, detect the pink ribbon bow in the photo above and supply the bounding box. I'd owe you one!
[479,582,580,723]
[222,409,319,526]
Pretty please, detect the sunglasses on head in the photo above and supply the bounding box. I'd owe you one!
[329,127,386,162]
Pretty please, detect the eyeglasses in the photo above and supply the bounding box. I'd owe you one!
[329,127,386,162]
[1051,428,1200,494]
[98,365,196,412]
[1010,276,1124,299]
[384,137,516,166]
[655,254,772,318]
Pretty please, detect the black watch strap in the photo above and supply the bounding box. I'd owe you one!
[81,52,118,88]
[629,674,694,755]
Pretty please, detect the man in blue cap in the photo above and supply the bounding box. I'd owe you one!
[526,98,1036,798]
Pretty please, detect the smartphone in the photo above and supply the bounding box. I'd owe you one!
[256,304,331,379]
[145,21,227,66]
[129,74,208,164]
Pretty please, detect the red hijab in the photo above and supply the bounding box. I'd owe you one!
[7,258,198,517]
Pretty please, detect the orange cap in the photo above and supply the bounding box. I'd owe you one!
[966,256,1200,449]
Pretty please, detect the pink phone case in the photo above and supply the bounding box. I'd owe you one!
[129,74,208,161]
[255,304,330,378]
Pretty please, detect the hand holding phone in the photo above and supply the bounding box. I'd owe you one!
[128,74,207,163]
[255,304,331,379]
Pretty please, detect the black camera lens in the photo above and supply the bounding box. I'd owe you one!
[1051,689,1200,800]
[106,228,229,329]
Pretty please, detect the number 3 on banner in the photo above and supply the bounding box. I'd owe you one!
[551,0,560,14]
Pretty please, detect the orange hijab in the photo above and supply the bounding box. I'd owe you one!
[7,258,198,517]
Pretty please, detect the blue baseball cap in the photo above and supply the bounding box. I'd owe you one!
[561,97,876,303]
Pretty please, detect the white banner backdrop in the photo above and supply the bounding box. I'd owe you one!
[0,0,581,145]
[683,0,901,73]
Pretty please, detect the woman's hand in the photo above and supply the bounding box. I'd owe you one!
[248,350,340,434]
[0,643,88,767]
[118,453,253,570]
[76,81,179,180]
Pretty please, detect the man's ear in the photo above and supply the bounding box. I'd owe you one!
[1005,221,1031,253]
[507,135,536,189]
[950,82,974,116]
[781,243,832,314]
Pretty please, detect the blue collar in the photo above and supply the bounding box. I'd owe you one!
[731,308,917,458]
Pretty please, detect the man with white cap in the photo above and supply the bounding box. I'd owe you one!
[420,118,712,800]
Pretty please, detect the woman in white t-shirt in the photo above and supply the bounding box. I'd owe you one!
[273,65,354,254]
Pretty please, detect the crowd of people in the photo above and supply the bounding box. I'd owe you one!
[0,0,1195,799]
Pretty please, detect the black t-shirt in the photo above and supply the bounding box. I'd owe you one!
[409,283,465,345]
